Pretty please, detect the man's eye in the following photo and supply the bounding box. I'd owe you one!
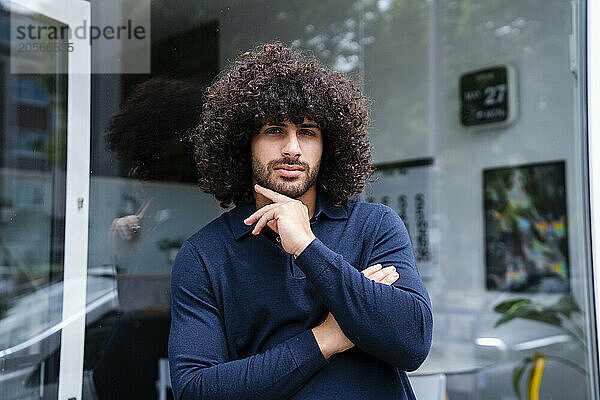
[265,128,283,134]
[300,130,316,136]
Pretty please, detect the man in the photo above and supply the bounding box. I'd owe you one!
[169,42,433,399]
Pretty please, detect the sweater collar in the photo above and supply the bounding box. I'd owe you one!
[229,194,348,241]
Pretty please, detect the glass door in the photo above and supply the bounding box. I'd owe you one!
[0,0,90,399]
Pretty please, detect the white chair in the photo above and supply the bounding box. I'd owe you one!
[156,358,171,400]
[408,373,447,400]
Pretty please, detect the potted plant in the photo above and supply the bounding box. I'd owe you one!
[494,294,588,399]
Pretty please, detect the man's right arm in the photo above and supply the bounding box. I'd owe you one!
[168,241,328,400]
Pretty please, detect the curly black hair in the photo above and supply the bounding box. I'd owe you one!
[190,42,373,208]
[105,76,205,182]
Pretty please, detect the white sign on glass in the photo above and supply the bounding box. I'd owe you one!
[362,159,436,280]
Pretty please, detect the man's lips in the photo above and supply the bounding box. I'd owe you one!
[274,165,304,177]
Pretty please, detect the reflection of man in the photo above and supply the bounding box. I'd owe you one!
[168,43,432,399]
[86,76,205,400]
[104,76,203,266]
[107,198,151,262]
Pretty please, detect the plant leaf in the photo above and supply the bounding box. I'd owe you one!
[494,301,562,328]
[494,298,531,314]
[546,293,580,318]
[512,357,532,400]
[494,299,573,328]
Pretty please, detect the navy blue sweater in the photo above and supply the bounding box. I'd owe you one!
[168,197,433,399]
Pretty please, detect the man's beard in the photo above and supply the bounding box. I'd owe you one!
[252,156,320,199]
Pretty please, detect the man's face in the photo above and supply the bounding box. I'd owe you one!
[251,118,323,199]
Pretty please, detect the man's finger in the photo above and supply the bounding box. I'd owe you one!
[135,199,153,218]
[254,184,292,203]
[267,219,278,233]
[252,208,277,235]
[369,266,397,283]
[381,271,399,286]
[116,224,131,240]
[361,263,382,278]
[244,203,280,225]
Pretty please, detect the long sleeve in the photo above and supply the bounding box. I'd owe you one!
[294,205,433,371]
[168,241,329,400]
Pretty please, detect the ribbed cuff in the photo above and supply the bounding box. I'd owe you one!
[286,329,329,379]
[294,237,340,282]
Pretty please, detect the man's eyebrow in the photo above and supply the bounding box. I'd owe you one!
[264,122,320,129]
[299,123,320,129]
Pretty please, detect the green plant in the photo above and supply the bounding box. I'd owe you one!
[494,294,588,399]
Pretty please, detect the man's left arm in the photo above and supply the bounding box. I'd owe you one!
[294,206,433,371]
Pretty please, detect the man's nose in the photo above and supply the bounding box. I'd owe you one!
[281,132,302,158]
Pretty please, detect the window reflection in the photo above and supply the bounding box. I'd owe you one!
[84,23,218,396]
[78,1,596,400]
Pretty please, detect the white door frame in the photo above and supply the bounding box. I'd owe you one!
[587,0,600,396]
[9,0,91,399]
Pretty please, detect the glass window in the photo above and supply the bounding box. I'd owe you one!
[0,5,68,399]
[75,1,597,399]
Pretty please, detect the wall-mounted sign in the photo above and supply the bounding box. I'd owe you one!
[361,158,437,280]
[460,64,518,128]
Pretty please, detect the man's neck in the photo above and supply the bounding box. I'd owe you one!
[254,185,317,219]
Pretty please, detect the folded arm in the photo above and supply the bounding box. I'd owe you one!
[168,241,328,400]
[294,206,433,371]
